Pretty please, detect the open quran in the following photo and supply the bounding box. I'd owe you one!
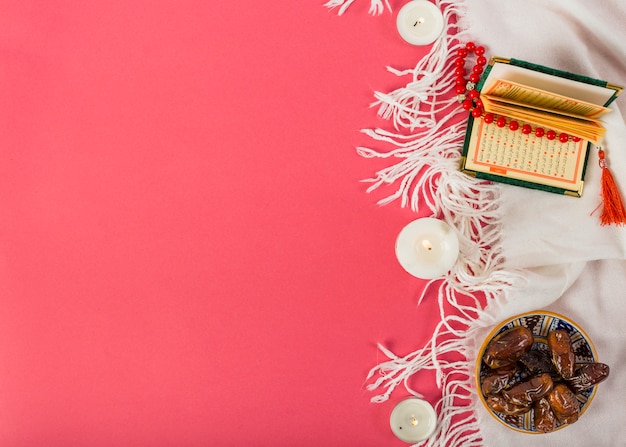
[460,58,622,196]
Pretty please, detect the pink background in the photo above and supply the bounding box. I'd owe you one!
[0,2,446,445]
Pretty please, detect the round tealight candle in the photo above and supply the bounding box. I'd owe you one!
[390,398,437,443]
[395,218,459,279]
[396,0,444,46]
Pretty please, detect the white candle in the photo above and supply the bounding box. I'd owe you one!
[396,1,445,46]
[390,398,437,443]
[395,218,459,279]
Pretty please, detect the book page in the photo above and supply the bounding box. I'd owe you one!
[483,79,609,118]
[480,96,604,144]
[481,62,619,106]
[462,118,587,193]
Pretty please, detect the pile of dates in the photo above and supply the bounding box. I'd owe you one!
[480,326,609,433]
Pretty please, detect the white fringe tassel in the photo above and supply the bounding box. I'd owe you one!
[324,0,391,15]
[365,280,522,446]
[372,1,471,132]
[346,1,528,446]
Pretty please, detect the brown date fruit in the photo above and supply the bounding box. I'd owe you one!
[547,329,575,379]
[533,397,556,433]
[548,383,580,424]
[481,364,518,396]
[486,394,531,416]
[482,326,534,369]
[519,349,561,381]
[567,362,610,393]
[501,373,554,406]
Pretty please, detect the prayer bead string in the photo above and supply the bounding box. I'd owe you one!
[455,42,580,143]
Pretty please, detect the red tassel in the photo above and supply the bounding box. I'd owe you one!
[598,148,626,226]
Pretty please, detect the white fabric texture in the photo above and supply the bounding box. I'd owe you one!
[328,0,626,445]
[465,1,626,445]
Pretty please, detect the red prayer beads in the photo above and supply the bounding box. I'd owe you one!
[455,42,487,118]
[455,42,581,144]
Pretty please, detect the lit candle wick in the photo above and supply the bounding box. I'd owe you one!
[390,398,437,442]
[396,1,444,46]
[395,218,459,279]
